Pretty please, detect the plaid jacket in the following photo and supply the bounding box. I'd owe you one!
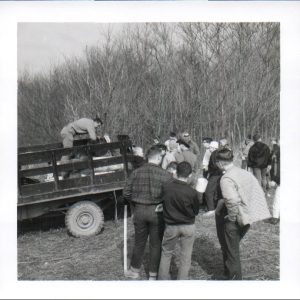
[123,163,172,205]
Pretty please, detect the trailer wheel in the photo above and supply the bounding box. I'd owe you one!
[65,201,104,237]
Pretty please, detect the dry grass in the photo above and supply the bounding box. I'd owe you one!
[18,190,279,281]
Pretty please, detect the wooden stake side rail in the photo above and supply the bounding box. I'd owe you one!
[18,136,92,154]
[18,140,133,205]
[19,156,125,177]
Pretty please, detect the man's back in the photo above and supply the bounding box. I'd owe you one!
[124,163,172,205]
[175,150,197,171]
[221,166,270,225]
[188,139,200,156]
[248,141,271,169]
[61,118,97,140]
[162,179,200,225]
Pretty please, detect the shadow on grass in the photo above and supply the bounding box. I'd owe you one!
[192,235,225,278]
[118,233,225,280]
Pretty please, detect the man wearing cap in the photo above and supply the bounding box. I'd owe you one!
[215,148,271,280]
[203,141,221,214]
[247,133,272,193]
[174,139,198,174]
[162,139,179,170]
[219,138,231,150]
[202,137,213,178]
[181,131,201,158]
[164,131,178,152]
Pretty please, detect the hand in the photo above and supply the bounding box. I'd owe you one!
[202,210,215,217]
[215,199,225,216]
[155,203,163,213]
[224,215,236,222]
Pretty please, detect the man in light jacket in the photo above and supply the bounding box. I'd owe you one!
[61,116,103,150]
[215,148,271,280]
[60,117,103,177]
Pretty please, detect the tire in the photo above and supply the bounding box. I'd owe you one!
[65,201,104,237]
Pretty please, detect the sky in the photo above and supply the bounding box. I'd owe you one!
[18,23,116,75]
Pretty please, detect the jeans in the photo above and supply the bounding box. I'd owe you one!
[224,220,250,280]
[130,204,164,276]
[158,224,195,280]
[252,167,268,193]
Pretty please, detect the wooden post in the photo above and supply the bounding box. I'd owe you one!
[51,151,59,191]
[87,145,95,185]
[113,190,118,225]
[124,204,128,272]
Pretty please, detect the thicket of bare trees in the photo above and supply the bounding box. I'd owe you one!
[18,23,280,151]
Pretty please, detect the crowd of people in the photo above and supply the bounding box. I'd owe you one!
[60,117,280,280]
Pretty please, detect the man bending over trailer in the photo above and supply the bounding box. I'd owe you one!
[61,116,103,149]
[60,117,103,177]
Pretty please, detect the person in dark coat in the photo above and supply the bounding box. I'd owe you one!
[203,141,222,214]
[270,140,280,186]
[269,139,280,224]
[247,133,272,193]
[158,162,200,280]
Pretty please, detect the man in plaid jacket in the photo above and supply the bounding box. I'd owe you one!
[123,145,172,280]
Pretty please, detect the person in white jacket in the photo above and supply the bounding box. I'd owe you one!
[201,137,212,178]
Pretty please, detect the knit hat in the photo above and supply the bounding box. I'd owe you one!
[209,141,219,149]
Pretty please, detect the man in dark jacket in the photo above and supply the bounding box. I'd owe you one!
[203,141,223,214]
[158,162,200,280]
[247,133,272,193]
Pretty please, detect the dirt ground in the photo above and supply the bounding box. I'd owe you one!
[17,186,279,281]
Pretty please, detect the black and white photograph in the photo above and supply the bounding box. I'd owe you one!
[1,2,300,299]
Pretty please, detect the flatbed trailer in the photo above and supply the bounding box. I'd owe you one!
[18,137,141,237]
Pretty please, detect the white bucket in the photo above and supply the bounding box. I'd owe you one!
[196,177,208,193]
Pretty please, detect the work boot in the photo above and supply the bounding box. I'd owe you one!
[124,268,140,279]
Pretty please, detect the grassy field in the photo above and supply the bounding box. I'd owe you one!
[17,188,279,281]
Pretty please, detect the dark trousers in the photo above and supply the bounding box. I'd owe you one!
[241,159,247,170]
[252,167,268,193]
[224,221,250,280]
[205,175,221,211]
[215,208,229,277]
[130,204,164,275]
